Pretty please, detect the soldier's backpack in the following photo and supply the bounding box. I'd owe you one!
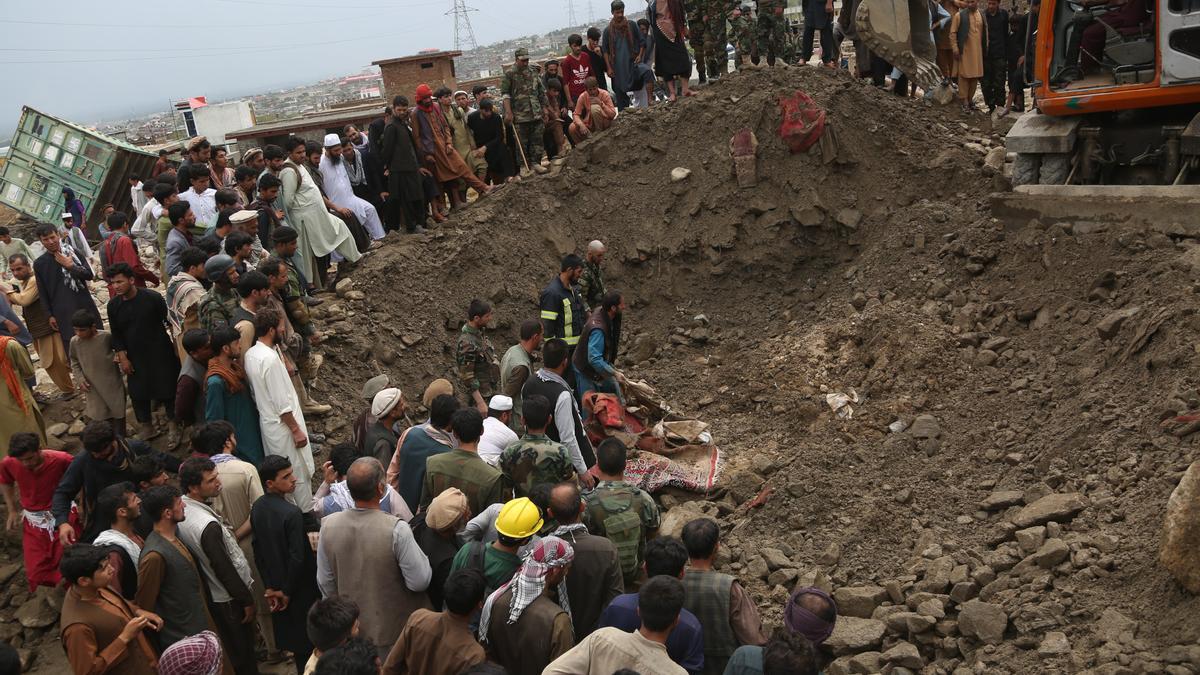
[586,487,642,582]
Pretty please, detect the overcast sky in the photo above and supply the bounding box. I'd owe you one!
[0,0,613,141]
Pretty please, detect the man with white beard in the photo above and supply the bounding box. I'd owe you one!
[317,134,386,245]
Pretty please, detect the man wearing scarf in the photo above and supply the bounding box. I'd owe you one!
[411,84,492,210]
[480,536,576,674]
[387,382,460,513]
[32,223,101,354]
[438,88,487,187]
[205,326,264,465]
[317,136,386,244]
[601,1,647,109]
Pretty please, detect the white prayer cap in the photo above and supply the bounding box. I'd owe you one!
[61,212,73,220]
[372,387,403,418]
[489,395,514,412]
[323,133,342,148]
[587,240,606,253]
[453,90,469,98]
[229,209,257,224]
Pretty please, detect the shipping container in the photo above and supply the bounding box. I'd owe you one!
[0,106,157,235]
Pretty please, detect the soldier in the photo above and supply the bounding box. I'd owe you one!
[686,0,710,83]
[578,240,607,311]
[582,438,660,589]
[756,0,789,66]
[498,394,577,497]
[456,299,500,418]
[196,254,240,332]
[705,0,735,78]
[730,4,757,69]
[501,48,550,175]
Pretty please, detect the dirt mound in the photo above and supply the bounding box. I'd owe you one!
[280,65,1199,672]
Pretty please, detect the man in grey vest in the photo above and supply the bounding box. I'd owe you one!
[134,485,220,652]
[500,318,543,432]
[317,458,432,657]
[177,458,259,675]
[680,518,766,675]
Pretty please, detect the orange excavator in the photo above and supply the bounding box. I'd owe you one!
[857,0,1200,187]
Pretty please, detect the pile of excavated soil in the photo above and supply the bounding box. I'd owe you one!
[8,65,1199,673]
[306,64,1200,673]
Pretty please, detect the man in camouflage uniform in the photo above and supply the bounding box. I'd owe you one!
[196,254,240,332]
[500,47,550,174]
[456,299,499,417]
[498,393,576,497]
[705,0,736,78]
[686,0,711,83]
[756,0,790,66]
[730,4,757,69]
[582,437,661,588]
[578,240,607,311]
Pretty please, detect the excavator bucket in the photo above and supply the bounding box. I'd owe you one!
[856,0,943,92]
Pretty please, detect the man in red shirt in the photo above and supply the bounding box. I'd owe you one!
[98,212,159,297]
[562,34,595,107]
[0,433,79,591]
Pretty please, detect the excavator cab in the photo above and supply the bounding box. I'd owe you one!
[1000,0,1200,186]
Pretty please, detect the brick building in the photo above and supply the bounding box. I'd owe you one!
[373,50,463,102]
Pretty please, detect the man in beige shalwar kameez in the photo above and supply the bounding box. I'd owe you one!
[951,0,986,111]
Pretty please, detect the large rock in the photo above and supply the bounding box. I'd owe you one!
[882,641,925,669]
[910,414,941,439]
[826,617,887,654]
[1096,608,1138,643]
[1097,306,1140,340]
[0,563,21,585]
[834,586,889,619]
[1039,631,1071,657]
[760,547,792,571]
[958,600,1008,645]
[14,595,56,629]
[980,490,1024,511]
[657,501,717,540]
[1032,538,1070,568]
[1162,460,1200,593]
[1012,493,1087,527]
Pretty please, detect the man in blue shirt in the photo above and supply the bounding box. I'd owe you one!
[596,536,704,674]
[570,291,626,409]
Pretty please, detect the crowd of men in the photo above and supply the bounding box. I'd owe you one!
[0,177,843,675]
[0,236,842,675]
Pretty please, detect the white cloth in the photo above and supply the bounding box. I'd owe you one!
[177,495,254,604]
[130,182,147,213]
[317,155,385,240]
[543,627,687,675]
[178,187,218,230]
[94,529,143,565]
[132,199,159,242]
[478,416,519,467]
[63,227,93,263]
[244,341,315,511]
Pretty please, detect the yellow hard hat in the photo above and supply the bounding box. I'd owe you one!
[495,498,544,539]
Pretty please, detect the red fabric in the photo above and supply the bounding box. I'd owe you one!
[101,234,159,295]
[0,450,74,510]
[415,83,434,101]
[23,518,67,591]
[562,52,595,100]
[777,91,827,154]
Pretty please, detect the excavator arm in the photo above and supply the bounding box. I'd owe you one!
[855,0,944,91]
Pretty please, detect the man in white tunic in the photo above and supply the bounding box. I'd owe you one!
[317,134,385,242]
[277,138,361,288]
[242,307,316,513]
[177,165,218,230]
